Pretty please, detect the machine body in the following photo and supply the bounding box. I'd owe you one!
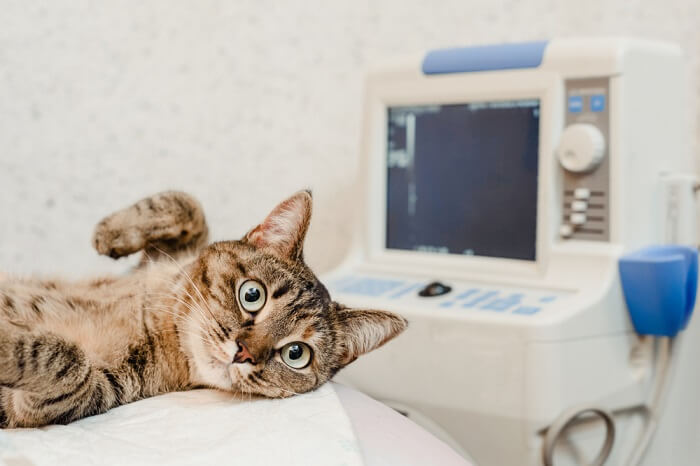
[324,38,699,465]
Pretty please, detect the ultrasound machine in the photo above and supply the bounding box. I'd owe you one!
[324,38,700,465]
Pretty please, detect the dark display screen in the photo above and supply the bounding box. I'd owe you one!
[386,100,540,261]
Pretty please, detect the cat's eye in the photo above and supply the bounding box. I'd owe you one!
[280,342,312,369]
[238,280,266,313]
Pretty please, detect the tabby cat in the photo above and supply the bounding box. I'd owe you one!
[0,190,407,428]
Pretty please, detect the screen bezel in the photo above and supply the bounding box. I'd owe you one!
[362,66,562,278]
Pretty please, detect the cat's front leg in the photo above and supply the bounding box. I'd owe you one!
[0,329,120,427]
[93,191,209,264]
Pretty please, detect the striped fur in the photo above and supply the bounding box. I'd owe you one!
[0,191,407,428]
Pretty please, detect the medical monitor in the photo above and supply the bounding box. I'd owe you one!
[385,99,540,261]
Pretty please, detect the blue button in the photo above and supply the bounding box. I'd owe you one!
[455,289,480,301]
[463,291,499,308]
[481,300,517,311]
[339,278,403,297]
[388,283,423,299]
[568,96,583,113]
[590,95,606,112]
[480,294,523,311]
[329,276,358,289]
[513,306,541,315]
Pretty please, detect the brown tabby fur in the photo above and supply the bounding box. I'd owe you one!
[0,191,407,428]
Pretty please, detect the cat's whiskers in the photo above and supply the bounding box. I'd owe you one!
[141,264,214,323]
[147,291,210,326]
[143,271,215,324]
[275,386,302,397]
[147,247,220,320]
[145,264,231,340]
[144,304,214,348]
[144,315,210,345]
[145,304,197,329]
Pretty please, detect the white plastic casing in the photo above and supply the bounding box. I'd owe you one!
[322,38,698,466]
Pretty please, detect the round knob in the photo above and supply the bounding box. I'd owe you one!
[556,124,606,173]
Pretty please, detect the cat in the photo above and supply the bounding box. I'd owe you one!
[0,190,407,428]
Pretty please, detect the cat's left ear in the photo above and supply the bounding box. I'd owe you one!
[244,190,312,261]
[335,306,408,366]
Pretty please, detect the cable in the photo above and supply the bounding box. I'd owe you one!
[542,337,673,466]
[626,337,673,466]
[542,405,616,466]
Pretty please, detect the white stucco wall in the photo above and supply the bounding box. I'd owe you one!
[1,0,699,277]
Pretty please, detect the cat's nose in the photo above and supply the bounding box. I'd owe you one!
[233,341,256,365]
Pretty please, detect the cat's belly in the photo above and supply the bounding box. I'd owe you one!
[39,311,141,367]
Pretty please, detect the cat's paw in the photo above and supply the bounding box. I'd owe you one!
[93,215,147,259]
[93,192,208,260]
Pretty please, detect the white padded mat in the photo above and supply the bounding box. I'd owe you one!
[0,384,364,466]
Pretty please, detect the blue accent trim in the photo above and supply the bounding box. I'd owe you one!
[619,245,698,337]
[422,40,548,75]
[539,296,558,303]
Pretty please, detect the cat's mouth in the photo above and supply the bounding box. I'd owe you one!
[228,362,255,386]
[207,339,241,367]
[207,344,255,387]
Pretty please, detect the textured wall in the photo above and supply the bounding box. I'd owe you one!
[1,0,699,278]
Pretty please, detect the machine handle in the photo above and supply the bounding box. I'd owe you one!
[619,245,698,337]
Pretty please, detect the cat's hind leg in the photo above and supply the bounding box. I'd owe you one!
[0,328,118,427]
[93,191,209,264]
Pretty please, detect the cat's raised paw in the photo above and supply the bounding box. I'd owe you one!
[92,191,209,261]
[93,218,147,259]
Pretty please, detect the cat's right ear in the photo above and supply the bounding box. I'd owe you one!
[243,190,312,261]
[334,306,408,367]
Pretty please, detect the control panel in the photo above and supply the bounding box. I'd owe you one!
[557,78,611,241]
[328,274,571,317]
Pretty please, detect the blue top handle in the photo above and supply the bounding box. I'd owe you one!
[422,40,548,75]
[619,245,698,337]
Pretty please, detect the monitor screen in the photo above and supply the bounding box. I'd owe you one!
[386,99,540,261]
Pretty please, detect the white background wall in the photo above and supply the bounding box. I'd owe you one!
[1,0,699,277]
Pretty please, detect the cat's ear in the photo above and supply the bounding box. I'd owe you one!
[335,306,408,366]
[244,190,312,261]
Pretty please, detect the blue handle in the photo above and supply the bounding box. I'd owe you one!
[422,40,548,75]
[619,245,698,337]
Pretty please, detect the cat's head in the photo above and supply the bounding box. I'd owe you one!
[180,190,407,397]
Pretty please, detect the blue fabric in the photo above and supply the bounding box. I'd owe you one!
[619,245,699,337]
[422,40,548,75]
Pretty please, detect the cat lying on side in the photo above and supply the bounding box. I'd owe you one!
[0,190,407,428]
